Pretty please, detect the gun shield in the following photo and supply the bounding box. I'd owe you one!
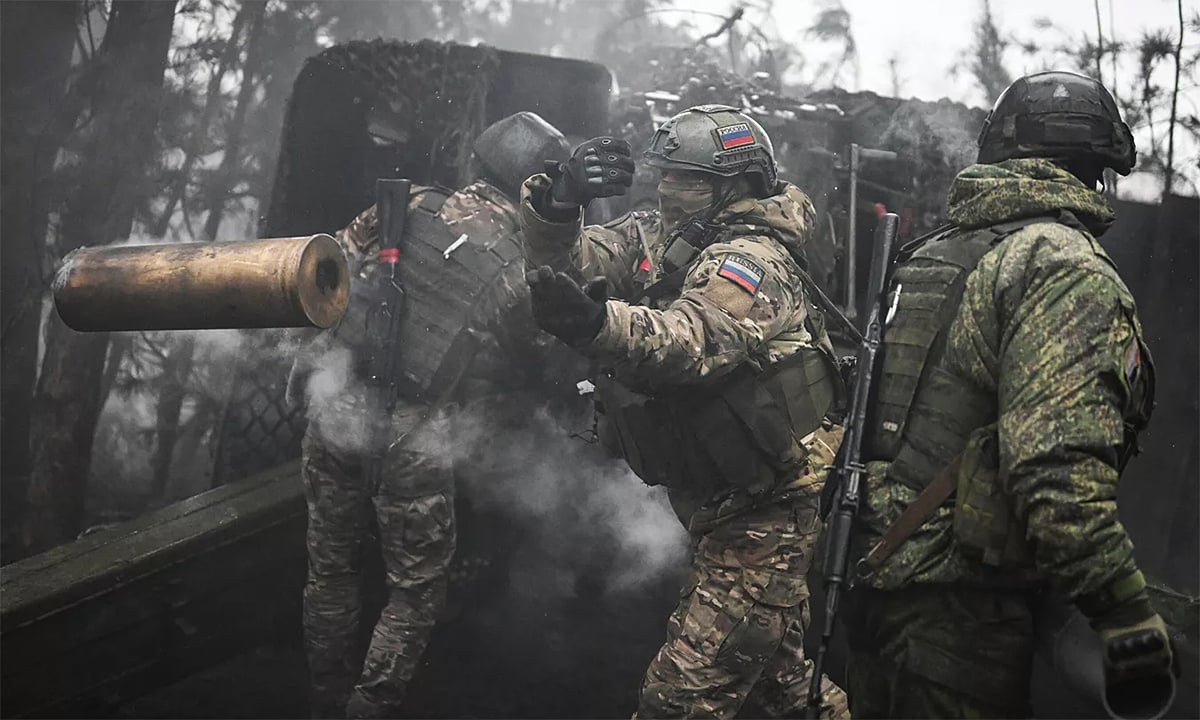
[53,235,349,331]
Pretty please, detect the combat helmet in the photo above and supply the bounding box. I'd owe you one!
[473,111,570,199]
[976,70,1136,175]
[644,105,778,194]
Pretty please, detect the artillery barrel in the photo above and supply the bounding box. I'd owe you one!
[53,235,349,331]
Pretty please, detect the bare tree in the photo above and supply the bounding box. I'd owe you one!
[150,0,258,238]
[970,0,1011,102]
[203,1,268,242]
[806,3,858,90]
[21,0,179,554]
[147,0,269,505]
[1165,0,1185,196]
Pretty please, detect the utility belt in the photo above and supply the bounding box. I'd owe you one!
[594,346,841,496]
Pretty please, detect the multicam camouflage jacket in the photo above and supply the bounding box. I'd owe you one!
[520,173,832,385]
[854,158,1155,617]
[520,173,840,525]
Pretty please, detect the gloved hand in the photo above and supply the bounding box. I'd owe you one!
[547,137,635,207]
[1095,610,1178,719]
[526,266,608,347]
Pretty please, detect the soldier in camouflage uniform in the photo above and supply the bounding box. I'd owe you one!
[520,105,849,719]
[288,112,569,719]
[844,72,1175,718]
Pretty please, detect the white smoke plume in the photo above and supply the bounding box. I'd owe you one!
[408,398,691,596]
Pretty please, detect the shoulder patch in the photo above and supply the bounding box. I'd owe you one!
[717,123,755,150]
[717,254,764,294]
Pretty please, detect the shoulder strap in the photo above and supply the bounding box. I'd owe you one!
[862,452,962,570]
[637,264,691,305]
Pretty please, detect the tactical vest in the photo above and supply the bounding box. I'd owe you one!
[595,347,840,497]
[332,187,524,403]
[593,218,842,498]
[866,212,1154,568]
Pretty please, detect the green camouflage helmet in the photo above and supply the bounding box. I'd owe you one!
[977,70,1136,175]
[644,104,778,193]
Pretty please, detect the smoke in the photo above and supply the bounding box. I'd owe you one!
[297,344,378,456]
[409,397,690,596]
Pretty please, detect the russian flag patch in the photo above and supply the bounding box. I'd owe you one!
[717,254,764,294]
[717,123,755,150]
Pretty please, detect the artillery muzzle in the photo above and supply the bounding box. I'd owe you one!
[53,235,349,331]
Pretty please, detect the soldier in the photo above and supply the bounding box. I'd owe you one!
[844,71,1174,718]
[286,112,570,719]
[520,105,849,719]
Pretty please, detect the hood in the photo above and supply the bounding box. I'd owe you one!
[946,158,1116,236]
[711,181,816,257]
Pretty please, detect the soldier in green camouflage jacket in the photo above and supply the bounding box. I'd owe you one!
[287,113,569,718]
[521,105,849,719]
[844,72,1174,718]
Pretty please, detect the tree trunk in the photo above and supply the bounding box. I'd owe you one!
[204,0,268,242]
[0,1,81,505]
[145,1,268,508]
[148,338,194,503]
[1164,0,1183,197]
[21,0,178,555]
[151,0,254,238]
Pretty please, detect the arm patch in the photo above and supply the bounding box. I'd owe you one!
[717,254,765,295]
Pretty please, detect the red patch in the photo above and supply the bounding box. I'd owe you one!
[638,256,651,272]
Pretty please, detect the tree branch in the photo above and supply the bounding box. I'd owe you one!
[1166,0,1184,196]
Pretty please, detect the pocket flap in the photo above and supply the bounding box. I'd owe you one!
[741,567,809,607]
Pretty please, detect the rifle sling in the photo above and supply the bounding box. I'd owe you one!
[862,452,961,570]
[637,265,691,305]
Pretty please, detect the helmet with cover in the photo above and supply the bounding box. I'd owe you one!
[644,104,779,195]
[976,70,1136,175]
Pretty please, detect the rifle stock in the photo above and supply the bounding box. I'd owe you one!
[804,212,899,718]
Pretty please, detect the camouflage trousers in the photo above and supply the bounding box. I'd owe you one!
[301,430,455,719]
[843,585,1037,719]
[635,494,849,719]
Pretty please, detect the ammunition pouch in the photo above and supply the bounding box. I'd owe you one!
[661,234,700,274]
[952,424,1033,568]
[595,346,840,495]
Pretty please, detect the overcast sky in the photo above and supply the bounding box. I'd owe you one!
[660,0,1198,196]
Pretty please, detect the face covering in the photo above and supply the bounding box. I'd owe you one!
[657,176,716,232]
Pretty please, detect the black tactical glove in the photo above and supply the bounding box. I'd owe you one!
[526,266,608,347]
[547,137,635,208]
[1095,607,1178,719]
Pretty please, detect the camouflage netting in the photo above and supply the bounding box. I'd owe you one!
[211,332,308,485]
[809,89,987,232]
[315,39,500,189]
[265,39,502,239]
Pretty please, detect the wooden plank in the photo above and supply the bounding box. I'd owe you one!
[0,460,302,628]
[0,461,307,718]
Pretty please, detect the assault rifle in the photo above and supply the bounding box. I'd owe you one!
[362,178,412,491]
[804,212,900,719]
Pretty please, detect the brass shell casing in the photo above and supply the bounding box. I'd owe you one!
[53,235,349,331]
